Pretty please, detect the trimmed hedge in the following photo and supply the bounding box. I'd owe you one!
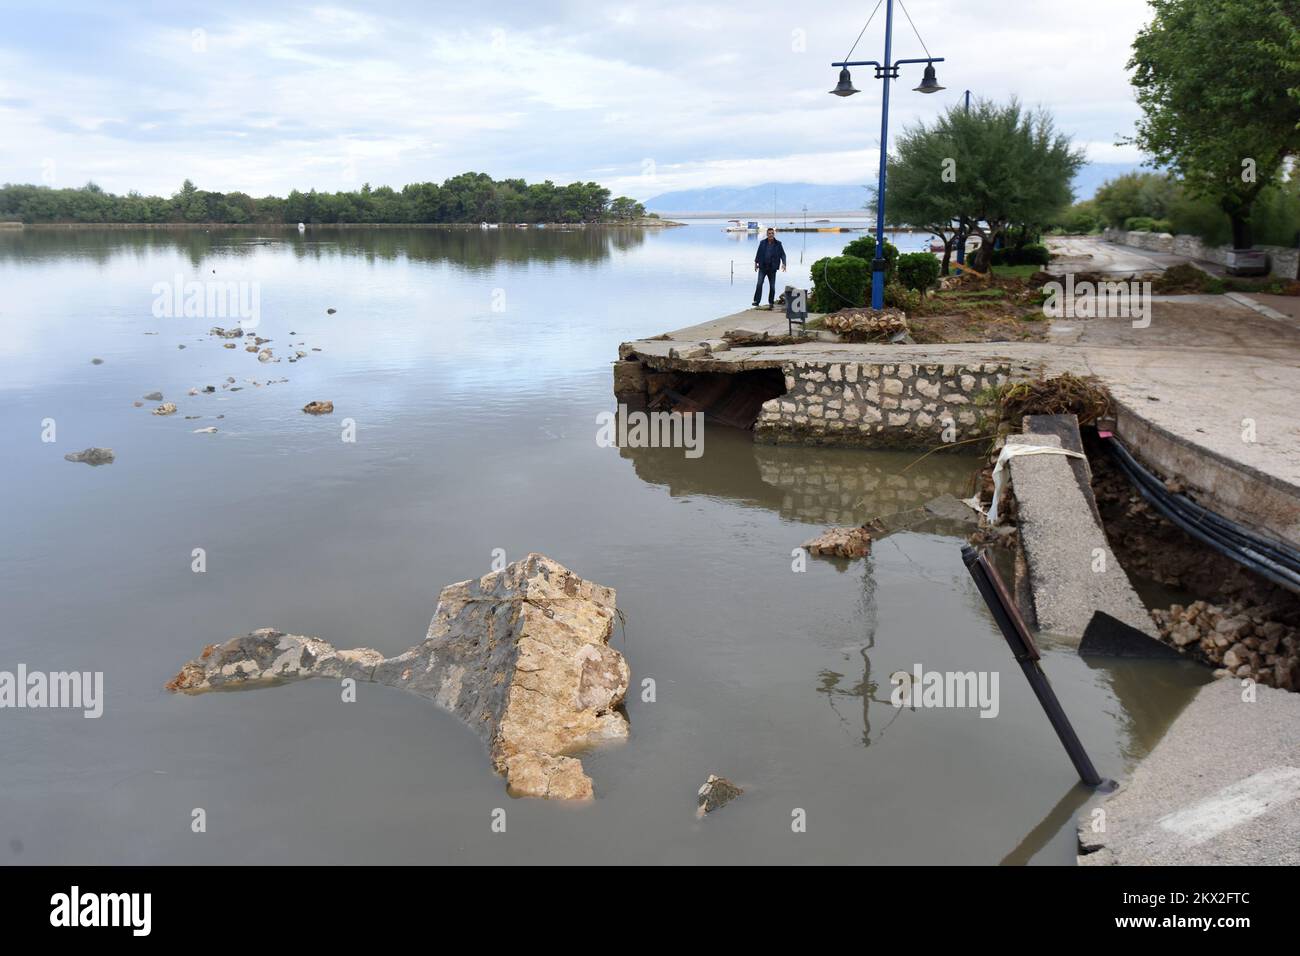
[896,252,941,297]
[842,234,900,282]
[809,255,871,312]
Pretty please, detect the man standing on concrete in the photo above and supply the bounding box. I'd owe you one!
[753,227,787,309]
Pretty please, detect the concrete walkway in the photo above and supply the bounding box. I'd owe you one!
[1078,678,1300,865]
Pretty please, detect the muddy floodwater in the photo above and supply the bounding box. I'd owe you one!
[0,224,1207,864]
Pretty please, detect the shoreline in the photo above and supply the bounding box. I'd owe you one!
[5,218,684,231]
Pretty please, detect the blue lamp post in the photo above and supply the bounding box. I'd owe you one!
[831,0,945,310]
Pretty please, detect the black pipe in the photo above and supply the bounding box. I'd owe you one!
[961,545,1116,792]
[1104,438,1300,593]
[1106,436,1300,573]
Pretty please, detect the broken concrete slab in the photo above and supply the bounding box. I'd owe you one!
[1007,433,1156,641]
[166,554,629,800]
[1079,678,1300,865]
[923,494,980,524]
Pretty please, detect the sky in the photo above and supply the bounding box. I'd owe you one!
[0,0,1155,201]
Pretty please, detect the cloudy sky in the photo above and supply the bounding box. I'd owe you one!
[0,0,1154,200]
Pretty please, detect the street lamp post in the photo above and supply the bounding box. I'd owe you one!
[955,90,972,273]
[831,0,945,310]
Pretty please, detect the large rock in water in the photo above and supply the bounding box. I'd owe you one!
[166,554,629,800]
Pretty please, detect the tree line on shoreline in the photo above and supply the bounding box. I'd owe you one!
[0,172,650,225]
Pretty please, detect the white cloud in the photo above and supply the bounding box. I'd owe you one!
[0,0,1156,198]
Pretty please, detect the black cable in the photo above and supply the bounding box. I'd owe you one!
[1107,437,1300,571]
[842,0,886,65]
[897,0,934,61]
[1104,437,1300,593]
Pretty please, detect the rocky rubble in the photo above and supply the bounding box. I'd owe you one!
[821,307,909,338]
[697,774,743,815]
[801,526,873,558]
[1151,600,1300,689]
[166,554,630,800]
[64,447,115,466]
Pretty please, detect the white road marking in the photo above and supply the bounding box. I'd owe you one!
[1156,766,1300,847]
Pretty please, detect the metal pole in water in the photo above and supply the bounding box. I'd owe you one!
[961,545,1116,792]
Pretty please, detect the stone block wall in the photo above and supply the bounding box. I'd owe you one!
[1101,229,1300,280]
[755,360,1009,449]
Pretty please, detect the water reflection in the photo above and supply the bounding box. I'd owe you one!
[0,224,649,269]
[619,425,982,527]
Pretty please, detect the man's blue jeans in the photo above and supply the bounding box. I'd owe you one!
[753,268,777,305]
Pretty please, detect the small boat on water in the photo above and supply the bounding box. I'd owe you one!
[929,238,946,253]
[297,222,306,233]
[723,219,764,233]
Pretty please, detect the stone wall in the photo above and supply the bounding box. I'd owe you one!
[755,360,1008,449]
[1101,229,1300,280]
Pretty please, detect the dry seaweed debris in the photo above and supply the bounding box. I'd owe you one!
[996,373,1112,428]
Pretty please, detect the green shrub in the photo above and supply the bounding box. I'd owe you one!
[896,252,941,297]
[842,234,899,282]
[989,243,1051,267]
[809,255,871,312]
[884,282,921,313]
[1123,216,1172,233]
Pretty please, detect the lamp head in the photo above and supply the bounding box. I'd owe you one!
[913,63,944,94]
[829,67,859,97]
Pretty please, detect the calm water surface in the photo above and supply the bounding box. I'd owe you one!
[0,223,1206,864]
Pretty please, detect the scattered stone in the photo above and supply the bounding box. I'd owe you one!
[697,775,743,815]
[257,349,273,363]
[326,308,336,314]
[132,401,143,408]
[143,391,163,402]
[202,385,215,393]
[193,427,218,434]
[187,387,199,396]
[166,555,629,800]
[177,344,186,349]
[152,402,178,416]
[210,326,243,339]
[90,358,104,365]
[184,415,201,420]
[1151,600,1300,690]
[245,345,258,353]
[223,342,237,349]
[302,400,334,415]
[802,526,873,558]
[64,447,114,466]
[225,377,235,384]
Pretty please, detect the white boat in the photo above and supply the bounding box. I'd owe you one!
[296,222,305,233]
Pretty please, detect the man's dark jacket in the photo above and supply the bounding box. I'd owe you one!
[754,237,787,272]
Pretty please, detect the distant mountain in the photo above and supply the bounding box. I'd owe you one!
[1072,162,1147,200]
[643,182,871,215]
[642,164,1147,216]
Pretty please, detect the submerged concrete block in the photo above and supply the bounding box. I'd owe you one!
[1007,433,1157,641]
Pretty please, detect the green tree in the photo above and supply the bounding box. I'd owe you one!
[885,99,1083,274]
[1128,0,1300,248]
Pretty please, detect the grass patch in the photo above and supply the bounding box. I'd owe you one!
[989,264,1042,280]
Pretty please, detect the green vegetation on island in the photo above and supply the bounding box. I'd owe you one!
[0,172,651,225]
